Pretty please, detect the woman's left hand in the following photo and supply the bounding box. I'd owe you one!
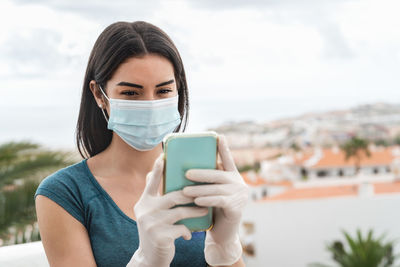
[183,135,249,266]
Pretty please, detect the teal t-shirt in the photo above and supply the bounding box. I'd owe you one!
[34,159,206,267]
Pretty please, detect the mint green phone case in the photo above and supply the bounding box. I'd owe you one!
[163,132,217,232]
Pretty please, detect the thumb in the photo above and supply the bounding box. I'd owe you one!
[218,135,237,172]
[144,153,164,196]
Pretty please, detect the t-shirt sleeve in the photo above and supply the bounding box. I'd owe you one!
[35,168,85,226]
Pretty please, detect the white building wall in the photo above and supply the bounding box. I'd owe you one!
[361,167,374,175]
[305,165,392,180]
[380,166,389,173]
[241,194,400,267]
[249,185,288,201]
[249,186,268,201]
[308,170,317,179]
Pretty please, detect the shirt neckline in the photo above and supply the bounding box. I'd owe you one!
[82,158,137,225]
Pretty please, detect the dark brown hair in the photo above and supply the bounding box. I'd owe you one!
[75,21,189,159]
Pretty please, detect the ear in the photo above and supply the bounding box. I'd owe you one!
[89,80,106,108]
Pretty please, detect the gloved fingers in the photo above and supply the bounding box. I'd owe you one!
[217,160,224,170]
[193,195,229,208]
[161,206,209,225]
[185,169,233,184]
[144,153,164,196]
[183,184,235,197]
[159,190,195,209]
[217,135,238,172]
[164,224,192,241]
[194,194,248,217]
[194,195,243,221]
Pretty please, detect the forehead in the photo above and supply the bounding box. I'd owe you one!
[110,54,175,83]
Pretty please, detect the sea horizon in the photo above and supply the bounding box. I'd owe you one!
[1,97,399,150]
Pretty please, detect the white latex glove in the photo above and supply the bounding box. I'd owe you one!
[183,135,249,266]
[126,154,209,267]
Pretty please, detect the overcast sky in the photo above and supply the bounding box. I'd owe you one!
[1,0,399,149]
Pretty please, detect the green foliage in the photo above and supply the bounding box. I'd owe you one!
[341,137,371,174]
[394,136,400,146]
[254,161,261,172]
[0,141,76,246]
[0,142,39,165]
[374,139,389,147]
[309,229,399,267]
[0,141,73,186]
[290,142,301,151]
[342,137,370,161]
[0,180,39,235]
[238,164,254,172]
[238,161,260,173]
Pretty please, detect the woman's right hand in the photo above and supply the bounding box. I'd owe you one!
[126,153,209,267]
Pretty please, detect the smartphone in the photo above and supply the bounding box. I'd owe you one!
[163,131,218,232]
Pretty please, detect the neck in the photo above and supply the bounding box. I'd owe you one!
[99,133,163,179]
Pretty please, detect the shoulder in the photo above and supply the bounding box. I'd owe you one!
[35,161,98,266]
[35,159,99,225]
[36,160,93,198]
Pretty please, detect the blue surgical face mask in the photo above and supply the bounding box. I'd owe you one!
[99,85,181,151]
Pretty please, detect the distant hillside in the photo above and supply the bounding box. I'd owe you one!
[210,102,400,149]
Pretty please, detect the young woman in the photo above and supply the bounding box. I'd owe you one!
[35,21,248,267]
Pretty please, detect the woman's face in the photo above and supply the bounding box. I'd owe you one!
[91,53,178,110]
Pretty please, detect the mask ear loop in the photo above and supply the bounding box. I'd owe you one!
[98,85,110,123]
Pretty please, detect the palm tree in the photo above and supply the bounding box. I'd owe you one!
[309,229,398,267]
[341,136,371,175]
[0,141,76,246]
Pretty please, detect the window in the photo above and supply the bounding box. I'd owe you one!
[317,170,328,177]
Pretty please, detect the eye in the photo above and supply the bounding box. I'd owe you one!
[121,91,139,96]
[158,89,173,94]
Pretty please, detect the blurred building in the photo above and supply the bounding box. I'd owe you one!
[239,176,400,267]
[240,146,400,184]
[294,146,400,179]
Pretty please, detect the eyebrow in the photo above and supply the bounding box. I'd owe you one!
[156,79,174,87]
[116,79,175,89]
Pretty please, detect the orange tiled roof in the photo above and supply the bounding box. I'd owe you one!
[258,181,400,202]
[374,181,400,194]
[260,185,358,202]
[293,151,314,165]
[267,180,293,187]
[241,172,267,187]
[241,172,293,187]
[302,147,396,169]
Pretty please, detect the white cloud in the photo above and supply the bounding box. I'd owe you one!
[0,0,100,79]
[0,0,399,147]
